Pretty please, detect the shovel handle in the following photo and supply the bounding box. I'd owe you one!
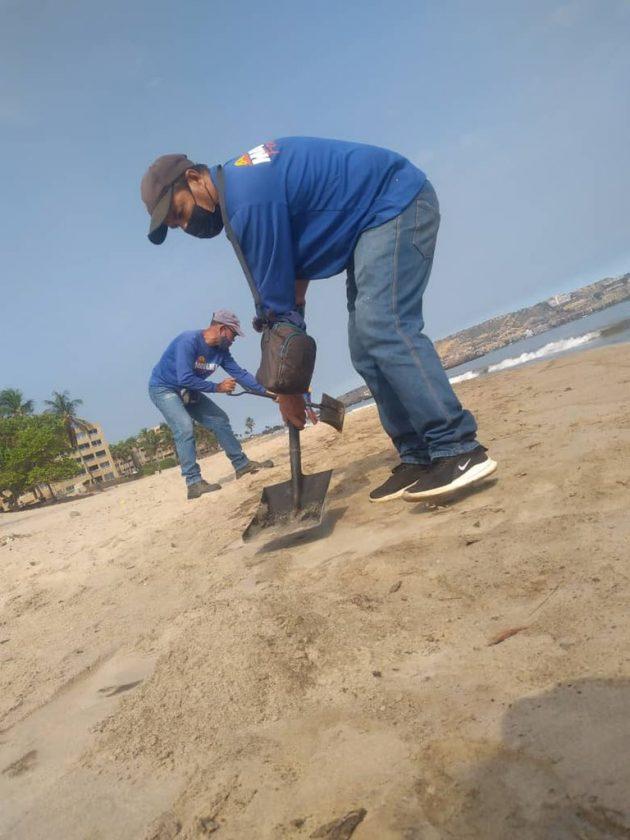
[288,424,303,510]
[228,389,276,400]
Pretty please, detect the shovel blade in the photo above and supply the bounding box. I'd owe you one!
[242,469,333,543]
[318,393,345,433]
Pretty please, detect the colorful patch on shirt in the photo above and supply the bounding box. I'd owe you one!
[194,356,217,377]
[234,141,278,167]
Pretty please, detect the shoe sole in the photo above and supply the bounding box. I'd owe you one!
[369,480,423,503]
[188,487,222,499]
[402,459,498,501]
[236,462,274,480]
[236,469,259,480]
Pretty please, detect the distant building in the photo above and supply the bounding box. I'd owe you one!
[70,421,119,484]
[603,274,629,291]
[150,424,176,461]
[114,452,139,477]
[548,292,572,307]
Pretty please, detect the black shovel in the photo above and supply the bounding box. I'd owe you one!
[242,423,333,543]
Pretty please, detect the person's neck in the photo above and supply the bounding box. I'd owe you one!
[202,327,217,346]
[206,170,219,206]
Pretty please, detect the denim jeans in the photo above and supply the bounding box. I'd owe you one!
[148,386,248,484]
[347,180,478,464]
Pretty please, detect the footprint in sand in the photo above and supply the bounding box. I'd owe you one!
[97,679,144,697]
[2,750,38,778]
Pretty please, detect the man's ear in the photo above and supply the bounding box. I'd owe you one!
[185,168,202,186]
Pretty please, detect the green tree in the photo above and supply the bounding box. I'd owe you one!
[44,390,89,448]
[138,427,161,461]
[44,389,93,484]
[111,437,144,471]
[244,416,255,436]
[194,425,218,454]
[158,423,175,452]
[0,388,35,417]
[0,415,81,508]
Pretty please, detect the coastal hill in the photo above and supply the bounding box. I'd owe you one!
[339,273,629,406]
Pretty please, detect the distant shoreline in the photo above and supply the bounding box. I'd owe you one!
[338,274,629,407]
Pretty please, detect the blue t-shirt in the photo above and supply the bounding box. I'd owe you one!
[149,330,266,395]
[215,137,426,321]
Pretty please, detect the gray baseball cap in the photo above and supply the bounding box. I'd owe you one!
[141,153,195,244]
[213,309,245,337]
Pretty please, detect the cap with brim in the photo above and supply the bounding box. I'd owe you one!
[148,188,173,244]
[141,153,196,245]
[213,309,245,337]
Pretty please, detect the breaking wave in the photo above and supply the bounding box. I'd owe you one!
[448,329,601,382]
[449,370,480,384]
[486,331,600,373]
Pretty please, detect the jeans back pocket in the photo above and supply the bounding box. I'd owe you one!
[412,187,440,260]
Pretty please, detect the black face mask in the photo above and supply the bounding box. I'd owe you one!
[185,204,224,239]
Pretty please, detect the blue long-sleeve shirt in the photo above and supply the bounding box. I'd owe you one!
[214,137,426,324]
[149,330,267,395]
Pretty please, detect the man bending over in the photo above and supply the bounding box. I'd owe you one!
[149,309,273,499]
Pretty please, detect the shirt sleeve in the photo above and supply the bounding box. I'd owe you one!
[230,203,298,319]
[174,336,217,392]
[221,351,267,395]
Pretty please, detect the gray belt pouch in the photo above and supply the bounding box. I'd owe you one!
[257,322,316,394]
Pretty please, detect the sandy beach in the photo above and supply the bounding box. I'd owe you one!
[1,343,629,839]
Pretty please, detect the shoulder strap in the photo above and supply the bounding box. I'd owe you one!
[215,164,263,318]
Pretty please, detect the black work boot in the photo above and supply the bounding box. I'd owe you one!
[187,479,222,499]
[235,459,274,479]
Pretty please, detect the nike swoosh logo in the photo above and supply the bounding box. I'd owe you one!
[458,459,471,471]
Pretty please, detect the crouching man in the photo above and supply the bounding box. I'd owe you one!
[149,309,273,499]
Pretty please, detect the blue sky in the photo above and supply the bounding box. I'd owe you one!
[1,0,629,442]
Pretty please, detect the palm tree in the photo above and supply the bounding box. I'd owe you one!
[110,439,138,473]
[44,390,93,484]
[0,388,34,417]
[44,390,88,447]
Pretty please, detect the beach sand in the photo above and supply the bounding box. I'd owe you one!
[1,344,629,839]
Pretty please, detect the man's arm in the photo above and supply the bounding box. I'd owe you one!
[174,338,218,392]
[231,204,302,323]
[232,208,310,427]
[295,279,309,317]
[221,352,268,396]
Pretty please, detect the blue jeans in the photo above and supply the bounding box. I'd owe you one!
[148,386,249,485]
[347,180,478,464]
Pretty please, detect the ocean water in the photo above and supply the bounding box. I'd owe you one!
[447,298,630,384]
[349,299,630,412]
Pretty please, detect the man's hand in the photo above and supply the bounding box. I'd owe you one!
[216,378,237,393]
[278,394,306,429]
[306,405,319,425]
[295,279,309,309]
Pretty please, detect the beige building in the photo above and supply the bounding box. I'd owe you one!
[71,421,119,485]
[114,452,139,477]
[49,421,120,498]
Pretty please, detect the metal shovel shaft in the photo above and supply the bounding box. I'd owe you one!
[289,424,303,511]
